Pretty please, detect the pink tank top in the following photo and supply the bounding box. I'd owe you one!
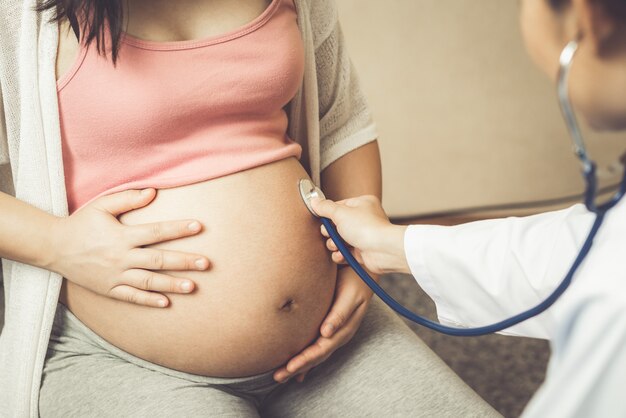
[57,0,304,214]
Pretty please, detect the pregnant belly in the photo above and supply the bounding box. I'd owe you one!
[59,157,337,377]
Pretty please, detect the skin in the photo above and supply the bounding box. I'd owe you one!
[313,0,626,276]
[122,0,272,42]
[275,141,382,383]
[125,0,385,384]
[519,0,626,129]
[56,0,384,384]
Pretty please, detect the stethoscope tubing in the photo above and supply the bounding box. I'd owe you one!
[318,158,626,336]
[316,39,626,336]
[320,212,605,336]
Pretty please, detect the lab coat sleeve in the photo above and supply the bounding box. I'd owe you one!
[404,204,596,338]
[521,289,626,417]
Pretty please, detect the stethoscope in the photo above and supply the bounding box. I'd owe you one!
[298,40,626,337]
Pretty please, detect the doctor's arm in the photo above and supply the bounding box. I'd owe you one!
[314,196,596,339]
[403,205,595,338]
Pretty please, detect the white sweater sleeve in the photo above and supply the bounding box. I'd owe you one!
[404,204,596,338]
[0,82,9,166]
[310,0,379,172]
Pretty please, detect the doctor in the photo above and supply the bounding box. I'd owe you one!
[310,0,626,416]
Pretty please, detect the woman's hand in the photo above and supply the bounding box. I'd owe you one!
[44,188,211,308]
[273,266,374,383]
[311,195,410,275]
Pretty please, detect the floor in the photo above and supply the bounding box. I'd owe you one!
[380,273,550,418]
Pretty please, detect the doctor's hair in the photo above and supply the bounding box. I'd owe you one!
[34,0,124,65]
[549,0,626,17]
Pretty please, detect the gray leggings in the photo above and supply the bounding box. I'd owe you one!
[39,298,501,417]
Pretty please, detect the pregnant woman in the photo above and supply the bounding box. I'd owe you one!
[0,0,499,416]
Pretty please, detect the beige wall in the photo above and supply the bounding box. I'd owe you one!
[337,0,624,218]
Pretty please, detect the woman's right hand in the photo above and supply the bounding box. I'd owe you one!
[45,188,210,308]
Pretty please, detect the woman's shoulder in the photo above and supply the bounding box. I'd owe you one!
[301,0,338,21]
[297,0,339,48]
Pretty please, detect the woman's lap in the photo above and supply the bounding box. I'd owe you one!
[39,352,260,418]
[39,298,500,417]
[260,297,500,417]
[39,302,271,417]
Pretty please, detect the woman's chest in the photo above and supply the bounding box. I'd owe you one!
[56,0,273,71]
[56,0,303,136]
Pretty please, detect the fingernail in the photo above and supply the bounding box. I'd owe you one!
[141,188,153,196]
[323,323,335,336]
[180,281,192,292]
[157,299,167,307]
[195,258,207,269]
[188,221,200,231]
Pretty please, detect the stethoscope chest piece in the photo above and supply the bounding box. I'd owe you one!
[299,179,325,218]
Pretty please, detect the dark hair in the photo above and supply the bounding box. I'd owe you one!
[34,0,124,65]
[549,0,626,17]
[36,0,626,66]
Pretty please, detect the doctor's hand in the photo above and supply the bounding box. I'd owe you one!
[311,195,410,275]
[44,188,211,308]
[273,266,374,384]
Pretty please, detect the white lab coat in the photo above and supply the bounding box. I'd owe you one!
[404,198,626,417]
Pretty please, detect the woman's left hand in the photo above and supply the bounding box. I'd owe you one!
[273,266,375,383]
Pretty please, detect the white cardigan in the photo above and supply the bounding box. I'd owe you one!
[0,1,378,416]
